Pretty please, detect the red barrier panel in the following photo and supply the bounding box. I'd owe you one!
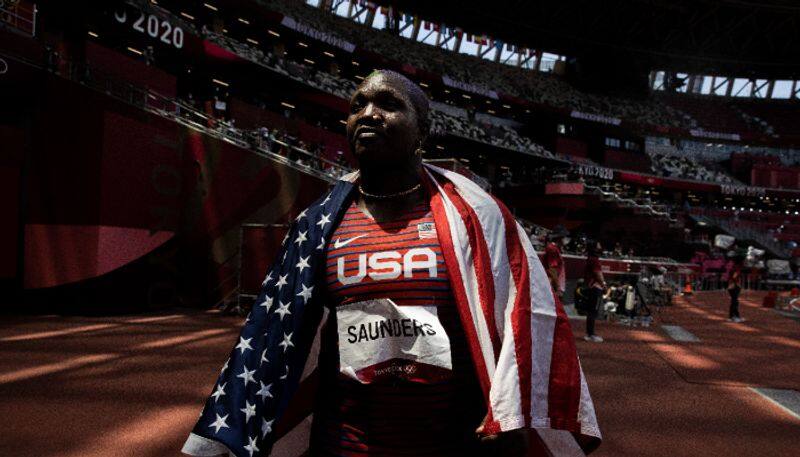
[19,74,330,302]
[0,166,20,279]
[603,148,651,172]
[555,136,588,158]
[545,182,585,195]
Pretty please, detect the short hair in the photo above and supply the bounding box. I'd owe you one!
[362,69,430,141]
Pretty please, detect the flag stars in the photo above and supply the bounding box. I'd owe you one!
[297,283,314,304]
[295,208,307,221]
[294,230,308,247]
[260,294,274,313]
[275,274,288,290]
[279,332,294,353]
[274,300,292,321]
[209,413,229,434]
[244,435,260,457]
[211,382,226,402]
[296,256,310,273]
[280,364,290,380]
[256,381,273,402]
[317,236,325,250]
[261,418,273,438]
[316,213,331,229]
[260,348,269,366]
[220,358,229,374]
[261,271,273,287]
[236,336,253,354]
[281,231,290,245]
[320,194,331,206]
[240,400,257,423]
[237,364,256,387]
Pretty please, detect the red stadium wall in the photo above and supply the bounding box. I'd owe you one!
[0,124,26,280]
[751,164,800,190]
[603,148,651,173]
[229,98,351,163]
[0,166,20,280]
[14,73,329,309]
[554,136,588,158]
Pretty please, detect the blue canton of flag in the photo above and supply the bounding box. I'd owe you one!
[184,179,356,457]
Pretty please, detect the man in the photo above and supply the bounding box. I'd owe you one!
[544,226,569,298]
[583,241,606,342]
[182,70,600,456]
[727,250,746,322]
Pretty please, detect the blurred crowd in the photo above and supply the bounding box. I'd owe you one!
[647,152,738,184]
[202,24,571,166]
[263,0,694,130]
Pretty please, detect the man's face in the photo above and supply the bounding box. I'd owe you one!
[346,74,420,164]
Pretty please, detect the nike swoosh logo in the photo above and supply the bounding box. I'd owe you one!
[333,234,367,249]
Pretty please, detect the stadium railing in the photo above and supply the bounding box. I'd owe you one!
[53,59,353,183]
[699,212,791,258]
[0,0,36,37]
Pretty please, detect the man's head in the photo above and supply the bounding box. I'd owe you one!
[548,226,570,245]
[587,240,602,257]
[346,69,430,167]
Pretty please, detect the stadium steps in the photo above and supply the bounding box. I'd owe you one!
[699,214,790,258]
[585,184,682,227]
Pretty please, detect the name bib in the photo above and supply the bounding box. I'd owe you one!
[336,298,452,384]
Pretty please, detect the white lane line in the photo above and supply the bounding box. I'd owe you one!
[749,387,800,421]
[0,353,120,384]
[0,323,120,342]
[661,325,700,342]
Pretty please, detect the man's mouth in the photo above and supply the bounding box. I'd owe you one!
[355,127,383,140]
[357,131,379,139]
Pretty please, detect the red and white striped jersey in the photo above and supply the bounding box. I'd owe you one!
[312,199,484,456]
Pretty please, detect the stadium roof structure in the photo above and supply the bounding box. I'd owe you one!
[378,0,800,79]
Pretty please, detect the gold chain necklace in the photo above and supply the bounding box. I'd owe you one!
[358,183,421,199]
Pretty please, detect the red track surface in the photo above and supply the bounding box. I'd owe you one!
[0,291,797,456]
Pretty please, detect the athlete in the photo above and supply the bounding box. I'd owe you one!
[312,70,497,455]
[183,70,600,457]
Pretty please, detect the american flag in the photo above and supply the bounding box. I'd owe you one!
[183,164,601,457]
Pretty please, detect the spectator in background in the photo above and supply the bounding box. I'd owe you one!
[144,46,155,66]
[226,119,237,135]
[727,251,745,322]
[213,95,227,119]
[544,226,569,298]
[613,242,623,257]
[44,45,61,74]
[257,126,270,148]
[584,240,606,342]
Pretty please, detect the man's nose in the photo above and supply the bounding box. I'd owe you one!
[361,103,382,122]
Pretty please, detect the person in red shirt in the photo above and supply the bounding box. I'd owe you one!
[314,69,527,456]
[543,227,569,298]
[727,251,745,322]
[583,241,606,342]
[183,69,601,457]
